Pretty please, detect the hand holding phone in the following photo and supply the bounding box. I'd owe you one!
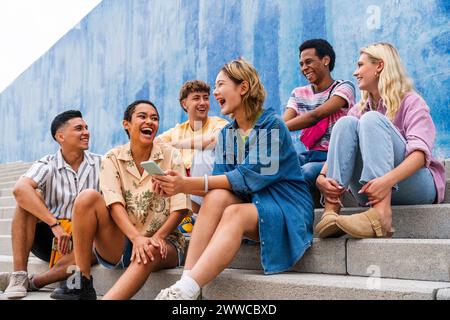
[141,160,165,175]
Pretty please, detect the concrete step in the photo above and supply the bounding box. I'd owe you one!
[0,219,11,235]
[0,189,12,197]
[202,269,450,300]
[445,160,450,179]
[230,238,450,282]
[0,167,30,175]
[0,197,15,207]
[1,204,450,238]
[0,255,449,300]
[0,207,14,219]
[0,236,12,255]
[346,238,450,282]
[0,161,29,169]
[1,234,449,282]
[0,172,25,181]
[0,165,31,174]
[0,182,16,189]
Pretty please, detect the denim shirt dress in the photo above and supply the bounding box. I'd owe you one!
[212,108,314,274]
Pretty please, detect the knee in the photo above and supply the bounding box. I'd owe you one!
[331,116,359,141]
[221,205,243,227]
[73,189,102,213]
[203,189,235,206]
[359,111,386,129]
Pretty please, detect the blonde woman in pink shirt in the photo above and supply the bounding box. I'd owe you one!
[315,42,445,239]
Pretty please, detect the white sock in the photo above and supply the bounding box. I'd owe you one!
[182,269,190,278]
[172,275,200,298]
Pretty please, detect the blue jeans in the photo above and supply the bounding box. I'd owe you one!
[327,112,436,206]
[298,150,327,192]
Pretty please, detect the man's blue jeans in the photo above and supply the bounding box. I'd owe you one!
[327,112,436,206]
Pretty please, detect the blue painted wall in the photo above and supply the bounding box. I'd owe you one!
[1,0,449,162]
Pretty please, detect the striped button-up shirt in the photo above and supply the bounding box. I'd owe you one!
[23,150,102,219]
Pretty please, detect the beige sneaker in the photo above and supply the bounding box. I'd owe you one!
[0,272,11,293]
[4,271,29,299]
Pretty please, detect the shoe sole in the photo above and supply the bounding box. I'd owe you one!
[335,220,371,238]
[317,222,346,238]
[5,291,27,299]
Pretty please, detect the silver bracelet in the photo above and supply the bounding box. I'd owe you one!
[204,174,209,193]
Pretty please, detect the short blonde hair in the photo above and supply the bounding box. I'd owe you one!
[220,58,266,123]
[358,42,414,120]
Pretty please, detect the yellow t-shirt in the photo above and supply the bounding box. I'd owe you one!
[155,116,229,169]
[100,142,192,253]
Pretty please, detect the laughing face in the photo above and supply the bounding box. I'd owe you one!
[182,91,210,124]
[56,117,90,151]
[123,103,159,146]
[299,48,329,86]
[213,71,243,116]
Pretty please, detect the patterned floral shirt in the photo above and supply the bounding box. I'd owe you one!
[100,142,192,253]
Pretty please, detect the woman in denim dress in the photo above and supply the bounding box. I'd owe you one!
[153,59,314,300]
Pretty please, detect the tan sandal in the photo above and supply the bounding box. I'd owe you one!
[314,211,346,238]
[335,208,395,238]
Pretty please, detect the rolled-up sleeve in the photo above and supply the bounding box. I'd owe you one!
[100,154,125,207]
[23,161,50,190]
[402,95,435,167]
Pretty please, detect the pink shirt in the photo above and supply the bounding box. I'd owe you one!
[348,91,445,203]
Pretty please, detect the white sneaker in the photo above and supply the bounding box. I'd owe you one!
[155,286,199,300]
[4,271,29,299]
[0,272,11,293]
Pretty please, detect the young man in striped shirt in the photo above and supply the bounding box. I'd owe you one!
[1,110,101,299]
[283,39,356,196]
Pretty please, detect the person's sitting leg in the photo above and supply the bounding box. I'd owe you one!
[4,204,38,298]
[189,203,259,287]
[183,189,243,271]
[336,111,419,237]
[157,202,258,300]
[102,239,180,300]
[51,189,126,300]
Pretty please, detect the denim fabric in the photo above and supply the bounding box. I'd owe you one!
[298,150,327,192]
[327,112,436,206]
[213,109,314,274]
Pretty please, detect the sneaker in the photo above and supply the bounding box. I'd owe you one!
[155,287,192,300]
[27,274,41,292]
[49,280,68,298]
[50,274,96,300]
[4,271,29,299]
[177,216,195,238]
[0,272,11,293]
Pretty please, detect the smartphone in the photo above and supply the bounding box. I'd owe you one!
[141,160,166,175]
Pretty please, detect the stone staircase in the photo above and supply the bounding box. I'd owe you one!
[0,160,450,300]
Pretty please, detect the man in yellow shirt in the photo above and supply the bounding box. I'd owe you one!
[155,80,228,232]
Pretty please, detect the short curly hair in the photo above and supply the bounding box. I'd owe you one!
[299,39,336,72]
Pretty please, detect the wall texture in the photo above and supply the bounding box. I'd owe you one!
[0,0,449,162]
